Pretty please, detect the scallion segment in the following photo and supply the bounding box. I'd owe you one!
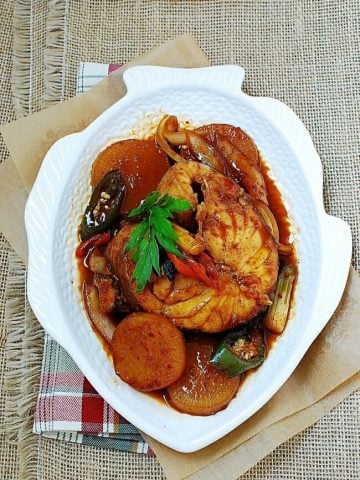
[263,264,297,334]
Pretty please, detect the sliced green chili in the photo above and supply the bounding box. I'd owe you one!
[210,325,265,377]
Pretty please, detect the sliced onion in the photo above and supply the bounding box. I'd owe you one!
[253,199,280,244]
[173,224,205,255]
[165,131,187,145]
[82,282,116,343]
[155,115,184,163]
[278,243,294,256]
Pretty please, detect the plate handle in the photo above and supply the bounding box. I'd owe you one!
[316,215,352,332]
[123,65,245,95]
[249,96,325,205]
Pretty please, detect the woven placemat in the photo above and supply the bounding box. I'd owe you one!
[1,1,359,479]
[0,1,22,478]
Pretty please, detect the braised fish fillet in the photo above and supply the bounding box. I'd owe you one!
[107,161,278,332]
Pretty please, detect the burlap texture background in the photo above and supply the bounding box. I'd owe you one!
[0,1,359,479]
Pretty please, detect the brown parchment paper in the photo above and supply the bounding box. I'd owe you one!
[145,269,360,479]
[0,35,359,480]
[1,34,209,192]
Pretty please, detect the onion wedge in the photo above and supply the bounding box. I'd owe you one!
[253,199,280,243]
[173,224,205,255]
[165,131,187,145]
[166,128,227,174]
[82,282,117,343]
[263,265,297,334]
[155,115,184,163]
[278,243,294,256]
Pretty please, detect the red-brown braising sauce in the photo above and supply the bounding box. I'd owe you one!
[91,139,170,213]
[77,137,297,408]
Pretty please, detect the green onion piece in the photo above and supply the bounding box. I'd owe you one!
[264,264,297,334]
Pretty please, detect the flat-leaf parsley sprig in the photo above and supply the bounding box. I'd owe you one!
[125,191,191,291]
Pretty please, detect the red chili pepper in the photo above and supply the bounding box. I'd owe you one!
[167,253,218,289]
[167,253,198,279]
[76,232,112,258]
[197,252,219,281]
[187,257,218,289]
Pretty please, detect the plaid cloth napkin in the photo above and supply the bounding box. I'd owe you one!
[33,63,150,453]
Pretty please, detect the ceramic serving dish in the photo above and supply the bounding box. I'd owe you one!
[25,66,352,452]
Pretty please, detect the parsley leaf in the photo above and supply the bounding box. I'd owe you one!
[125,191,191,291]
[127,191,159,218]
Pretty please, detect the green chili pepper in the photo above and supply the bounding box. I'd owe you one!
[210,324,266,377]
[80,170,126,241]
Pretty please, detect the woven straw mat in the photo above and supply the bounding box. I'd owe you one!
[0,1,359,479]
